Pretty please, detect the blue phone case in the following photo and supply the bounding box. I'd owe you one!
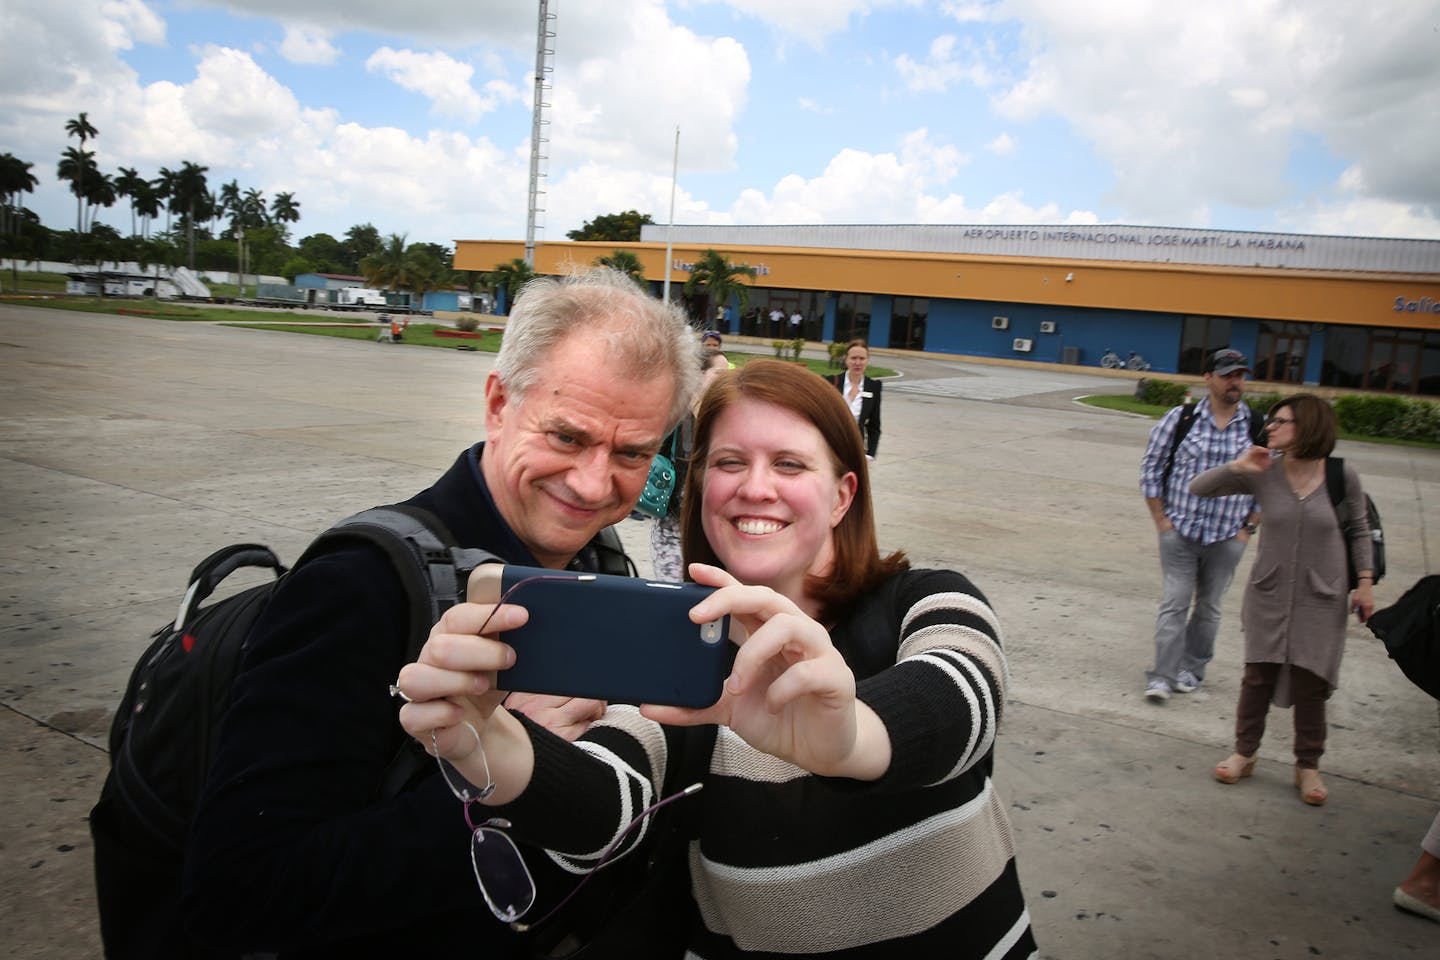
[492,566,733,708]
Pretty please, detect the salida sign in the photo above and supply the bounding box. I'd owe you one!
[1393,296,1440,314]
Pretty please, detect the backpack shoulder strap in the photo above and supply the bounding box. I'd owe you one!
[295,505,503,800]
[1160,402,1199,495]
[1325,457,1346,511]
[592,524,636,577]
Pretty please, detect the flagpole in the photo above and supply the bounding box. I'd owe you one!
[661,125,679,304]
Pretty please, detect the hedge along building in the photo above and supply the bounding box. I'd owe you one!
[453,223,1440,396]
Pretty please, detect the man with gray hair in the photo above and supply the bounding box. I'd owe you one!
[182,267,698,956]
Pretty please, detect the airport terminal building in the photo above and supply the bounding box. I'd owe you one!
[454,223,1440,396]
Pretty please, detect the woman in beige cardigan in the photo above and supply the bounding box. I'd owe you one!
[1190,394,1374,806]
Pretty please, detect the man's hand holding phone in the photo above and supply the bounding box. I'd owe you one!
[394,595,537,805]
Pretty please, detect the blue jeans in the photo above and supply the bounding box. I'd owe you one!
[1147,530,1246,685]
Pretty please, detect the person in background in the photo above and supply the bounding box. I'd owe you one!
[181,268,699,956]
[650,349,728,580]
[1138,348,1261,702]
[1191,394,1373,806]
[829,339,881,459]
[396,359,1035,959]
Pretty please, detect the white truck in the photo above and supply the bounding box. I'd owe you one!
[334,287,388,309]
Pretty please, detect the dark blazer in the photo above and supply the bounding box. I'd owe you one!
[830,374,882,457]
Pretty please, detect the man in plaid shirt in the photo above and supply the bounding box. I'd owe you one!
[1139,348,1262,702]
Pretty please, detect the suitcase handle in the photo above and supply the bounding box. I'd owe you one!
[175,544,286,632]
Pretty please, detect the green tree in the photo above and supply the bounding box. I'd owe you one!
[132,179,162,239]
[1,152,40,290]
[596,249,646,285]
[84,173,118,235]
[343,222,382,273]
[64,112,98,234]
[484,257,535,313]
[360,232,412,290]
[405,246,454,310]
[114,166,146,237]
[683,249,758,326]
[296,232,348,274]
[172,161,210,268]
[566,209,653,242]
[56,146,97,230]
[270,191,300,238]
[154,167,178,235]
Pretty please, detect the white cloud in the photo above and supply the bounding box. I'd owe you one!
[99,0,166,49]
[717,130,1079,226]
[365,47,518,120]
[798,97,834,115]
[986,132,1016,155]
[986,0,1440,231]
[892,34,998,92]
[279,25,338,65]
[714,0,920,47]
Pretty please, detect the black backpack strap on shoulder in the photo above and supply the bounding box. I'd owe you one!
[1324,457,1346,512]
[592,524,636,577]
[1160,402,1199,497]
[296,505,503,800]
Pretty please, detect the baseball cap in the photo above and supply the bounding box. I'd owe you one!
[1206,348,1251,376]
[701,332,723,347]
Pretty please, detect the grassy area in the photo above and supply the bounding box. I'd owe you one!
[1076,394,1440,449]
[1,270,69,294]
[229,321,505,351]
[2,296,365,323]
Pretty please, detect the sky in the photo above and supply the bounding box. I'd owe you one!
[3,0,1439,255]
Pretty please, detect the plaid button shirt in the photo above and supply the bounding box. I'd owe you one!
[1139,397,1257,545]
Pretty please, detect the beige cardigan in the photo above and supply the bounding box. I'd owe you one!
[1191,458,1372,694]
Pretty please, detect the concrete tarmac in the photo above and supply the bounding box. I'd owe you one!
[2,303,1437,958]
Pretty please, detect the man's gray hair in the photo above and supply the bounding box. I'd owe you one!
[495,266,701,426]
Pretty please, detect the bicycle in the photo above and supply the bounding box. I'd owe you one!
[1100,348,1125,369]
[1126,351,1151,371]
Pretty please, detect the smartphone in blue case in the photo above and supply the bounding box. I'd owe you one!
[467,565,733,709]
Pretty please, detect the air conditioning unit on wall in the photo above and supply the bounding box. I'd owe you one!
[1040,321,1057,334]
[1012,338,1034,352]
[991,316,1009,330]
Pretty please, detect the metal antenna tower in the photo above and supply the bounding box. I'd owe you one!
[525,0,556,268]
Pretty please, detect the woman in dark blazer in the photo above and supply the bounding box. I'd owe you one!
[830,339,882,458]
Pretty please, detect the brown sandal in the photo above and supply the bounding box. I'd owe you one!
[1295,767,1328,805]
[1214,753,1257,784]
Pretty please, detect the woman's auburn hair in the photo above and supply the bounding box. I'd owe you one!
[679,359,907,623]
[1271,393,1337,460]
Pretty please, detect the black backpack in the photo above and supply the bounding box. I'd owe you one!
[1160,400,1267,496]
[1324,458,1385,590]
[89,505,630,959]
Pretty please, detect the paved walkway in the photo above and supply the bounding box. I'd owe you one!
[1,303,1437,958]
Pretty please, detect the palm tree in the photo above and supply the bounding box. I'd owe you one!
[485,258,535,314]
[1,152,40,290]
[405,247,453,312]
[217,179,242,236]
[154,168,178,235]
[1,152,39,234]
[114,166,146,238]
[597,249,645,285]
[84,172,118,234]
[56,147,98,233]
[64,112,98,234]
[270,191,300,227]
[172,161,209,268]
[683,249,758,327]
[242,187,267,228]
[132,180,161,239]
[344,222,382,272]
[360,233,412,291]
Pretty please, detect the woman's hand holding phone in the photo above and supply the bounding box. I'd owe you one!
[643,563,892,782]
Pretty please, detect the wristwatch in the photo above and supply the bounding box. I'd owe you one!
[1242,523,1258,535]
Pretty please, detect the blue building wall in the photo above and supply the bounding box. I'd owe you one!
[923,299,1184,371]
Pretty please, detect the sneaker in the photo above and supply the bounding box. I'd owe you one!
[1144,679,1172,702]
[1175,670,1199,694]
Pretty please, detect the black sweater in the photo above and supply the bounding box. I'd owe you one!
[183,444,582,957]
